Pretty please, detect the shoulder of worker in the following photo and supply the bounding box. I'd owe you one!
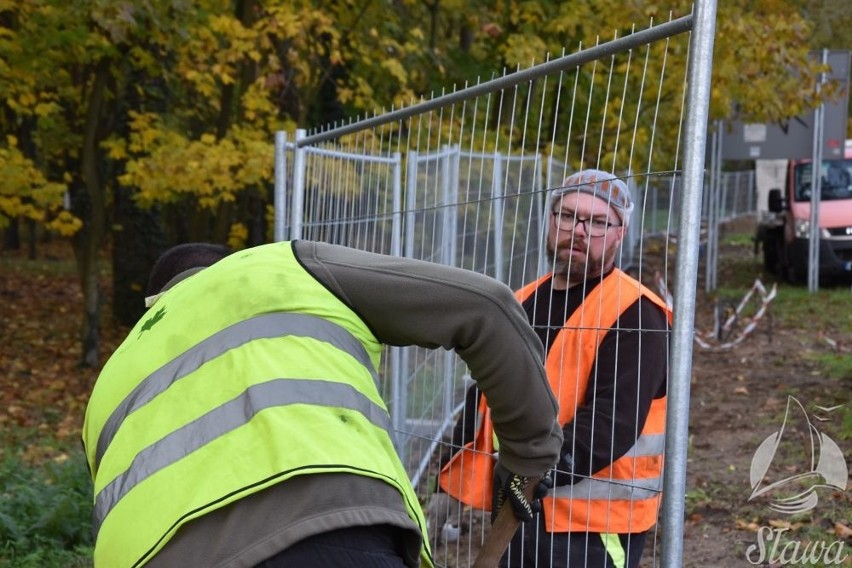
[293,239,515,300]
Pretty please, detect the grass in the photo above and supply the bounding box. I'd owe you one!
[713,230,852,331]
[0,444,93,567]
[808,351,852,381]
[0,247,77,278]
[712,231,852,441]
[0,242,97,567]
[720,231,756,248]
[772,287,852,333]
[771,282,852,442]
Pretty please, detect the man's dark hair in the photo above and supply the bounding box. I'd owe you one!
[146,243,231,296]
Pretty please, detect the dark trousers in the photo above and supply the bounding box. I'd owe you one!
[255,524,407,568]
[501,516,648,568]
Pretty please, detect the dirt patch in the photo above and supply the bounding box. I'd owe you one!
[669,232,851,567]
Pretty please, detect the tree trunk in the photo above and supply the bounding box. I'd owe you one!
[216,0,256,139]
[26,219,36,260]
[73,56,111,368]
[3,219,20,251]
[424,0,439,51]
[459,21,473,52]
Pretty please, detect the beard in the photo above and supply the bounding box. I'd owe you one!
[546,236,609,284]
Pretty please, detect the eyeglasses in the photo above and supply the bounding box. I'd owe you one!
[551,209,621,237]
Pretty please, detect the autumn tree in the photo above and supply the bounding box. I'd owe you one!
[1,0,847,367]
[0,0,436,365]
[0,4,81,252]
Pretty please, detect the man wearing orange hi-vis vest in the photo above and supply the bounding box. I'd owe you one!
[440,169,672,568]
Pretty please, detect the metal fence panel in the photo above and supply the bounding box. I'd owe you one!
[273,8,718,567]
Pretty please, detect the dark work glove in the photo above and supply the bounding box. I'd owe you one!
[552,451,575,486]
[491,463,553,523]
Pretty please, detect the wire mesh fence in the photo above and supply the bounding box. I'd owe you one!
[274,9,717,567]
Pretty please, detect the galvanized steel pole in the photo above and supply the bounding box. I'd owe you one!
[661,0,717,566]
[290,129,307,240]
[807,49,828,292]
[274,131,288,242]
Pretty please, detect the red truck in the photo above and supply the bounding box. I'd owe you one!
[757,140,852,283]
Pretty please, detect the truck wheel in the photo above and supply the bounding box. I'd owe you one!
[762,238,778,273]
[785,263,804,284]
[762,233,781,275]
[783,250,805,284]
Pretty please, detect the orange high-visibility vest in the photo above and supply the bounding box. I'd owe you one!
[439,269,672,533]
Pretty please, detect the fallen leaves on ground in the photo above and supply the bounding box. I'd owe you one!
[0,241,126,463]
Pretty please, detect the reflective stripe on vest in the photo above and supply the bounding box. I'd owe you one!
[552,475,662,501]
[621,432,666,457]
[93,377,393,534]
[95,312,378,471]
[551,431,666,500]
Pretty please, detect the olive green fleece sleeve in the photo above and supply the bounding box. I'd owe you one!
[293,240,562,478]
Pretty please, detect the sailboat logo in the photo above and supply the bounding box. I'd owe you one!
[749,396,848,515]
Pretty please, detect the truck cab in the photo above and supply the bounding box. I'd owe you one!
[757,140,852,283]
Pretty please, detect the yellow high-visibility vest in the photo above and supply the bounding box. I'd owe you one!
[83,242,432,567]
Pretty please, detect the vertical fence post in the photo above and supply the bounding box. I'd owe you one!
[733,171,742,218]
[440,146,460,422]
[748,170,756,215]
[651,178,659,234]
[533,154,546,281]
[450,147,461,252]
[713,120,724,289]
[621,174,638,270]
[274,131,288,242]
[703,128,715,293]
[391,151,404,258]
[390,151,405,443]
[405,152,419,260]
[290,129,307,240]
[662,1,717,566]
[439,144,458,268]
[705,121,721,292]
[807,48,828,293]
[492,152,505,282]
[712,120,726,290]
[395,151,419,444]
[539,156,553,276]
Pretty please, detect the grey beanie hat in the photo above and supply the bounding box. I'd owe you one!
[550,169,634,226]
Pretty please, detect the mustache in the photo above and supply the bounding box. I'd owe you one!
[546,239,588,264]
[553,237,588,252]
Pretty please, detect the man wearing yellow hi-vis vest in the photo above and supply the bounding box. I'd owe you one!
[439,170,672,568]
[82,240,561,567]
